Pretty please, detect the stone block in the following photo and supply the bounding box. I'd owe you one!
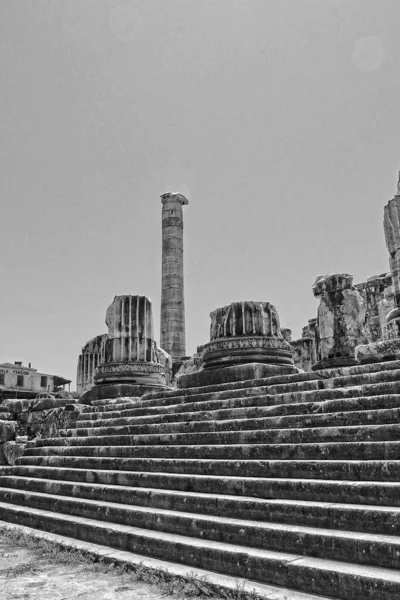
[38,405,85,439]
[355,339,400,364]
[0,421,16,443]
[177,363,297,389]
[80,383,156,405]
[0,440,26,465]
[4,399,32,414]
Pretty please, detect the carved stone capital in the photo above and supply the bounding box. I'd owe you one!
[312,273,353,297]
[96,362,164,376]
[203,336,290,354]
[161,192,189,206]
[201,335,294,370]
[94,360,167,387]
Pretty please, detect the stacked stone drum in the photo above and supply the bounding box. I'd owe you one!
[201,301,294,370]
[82,295,171,403]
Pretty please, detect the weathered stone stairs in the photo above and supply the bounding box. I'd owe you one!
[2,361,400,598]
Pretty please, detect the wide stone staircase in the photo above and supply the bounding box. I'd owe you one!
[2,360,400,598]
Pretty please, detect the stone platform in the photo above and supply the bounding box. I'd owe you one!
[177,362,297,388]
[79,383,164,406]
[2,360,400,598]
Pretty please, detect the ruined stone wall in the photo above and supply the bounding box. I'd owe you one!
[355,273,392,342]
[291,338,316,372]
[289,320,317,372]
[290,271,391,372]
[172,351,204,386]
[0,396,83,465]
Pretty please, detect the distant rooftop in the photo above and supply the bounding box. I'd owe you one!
[0,362,36,371]
[0,362,71,384]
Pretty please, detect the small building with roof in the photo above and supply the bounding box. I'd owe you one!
[0,361,71,399]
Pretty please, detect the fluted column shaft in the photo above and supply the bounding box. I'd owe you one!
[160,193,188,360]
[76,334,107,395]
[104,295,156,363]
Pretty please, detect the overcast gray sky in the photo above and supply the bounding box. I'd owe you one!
[1,0,399,386]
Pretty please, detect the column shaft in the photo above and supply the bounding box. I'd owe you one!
[160,193,188,360]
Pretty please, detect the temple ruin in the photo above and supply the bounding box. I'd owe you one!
[3,174,400,599]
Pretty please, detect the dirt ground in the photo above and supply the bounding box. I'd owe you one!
[0,536,178,600]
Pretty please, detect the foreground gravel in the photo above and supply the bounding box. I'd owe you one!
[0,536,175,600]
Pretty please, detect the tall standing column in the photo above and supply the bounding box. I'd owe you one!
[160,192,188,360]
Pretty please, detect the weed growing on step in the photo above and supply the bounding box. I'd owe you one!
[0,528,261,600]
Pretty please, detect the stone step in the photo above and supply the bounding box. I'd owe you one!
[14,456,400,482]
[76,386,366,423]
[27,422,400,449]
[89,398,137,407]
[67,407,400,439]
[77,380,400,427]
[79,378,322,415]
[6,466,400,504]
[75,395,400,431]
[0,487,399,569]
[0,501,399,599]
[1,476,399,535]
[112,379,326,412]
[82,369,400,417]
[79,371,324,412]
[140,359,400,401]
[0,521,336,600]
[143,365,400,405]
[326,368,400,390]
[24,440,400,462]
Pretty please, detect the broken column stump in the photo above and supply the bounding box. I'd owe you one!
[312,273,370,371]
[81,295,172,404]
[178,301,297,388]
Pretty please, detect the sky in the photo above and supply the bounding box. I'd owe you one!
[1,0,400,387]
